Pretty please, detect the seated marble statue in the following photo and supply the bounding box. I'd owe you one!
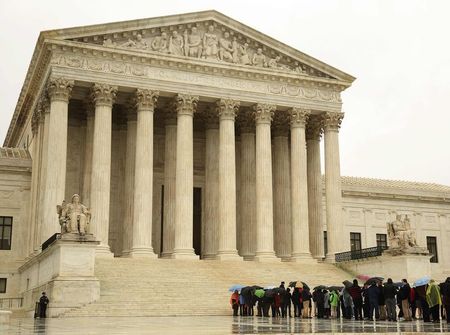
[57,194,90,235]
[387,214,418,249]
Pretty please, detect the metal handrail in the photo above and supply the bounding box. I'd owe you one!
[0,297,23,309]
[335,245,387,262]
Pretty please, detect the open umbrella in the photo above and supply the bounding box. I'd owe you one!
[289,281,310,290]
[328,286,344,292]
[264,285,277,290]
[228,284,245,292]
[356,274,371,281]
[414,276,430,287]
[254,289,265,298]
[313,285,327,291]
[342,280,352,288]
[365,277,384,285]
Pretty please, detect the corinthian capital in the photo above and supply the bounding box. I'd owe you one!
[172,94,199,116]
[135,89,159,110]
[252,103,276,125]
[47,77,74,102]
[91,83,118,107]
[306,115,323,141]
[321,112,344,131]
[289,107,310,129]
[216,99,240,121]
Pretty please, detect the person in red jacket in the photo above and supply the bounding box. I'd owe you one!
[230,290,239,316]
[348,279,363,320]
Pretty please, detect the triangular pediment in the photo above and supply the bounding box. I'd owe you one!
[41,10,355,83]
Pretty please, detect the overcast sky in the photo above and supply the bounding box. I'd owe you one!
[1,0,449,185]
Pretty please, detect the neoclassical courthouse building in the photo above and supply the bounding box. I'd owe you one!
[1,11,450,307]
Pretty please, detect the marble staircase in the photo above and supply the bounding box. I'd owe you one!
[62,258,352,317]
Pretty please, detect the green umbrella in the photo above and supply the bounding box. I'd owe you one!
[254,289,265,298]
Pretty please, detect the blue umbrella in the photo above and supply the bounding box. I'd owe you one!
[229,284,245,292]
[414,276,430,287]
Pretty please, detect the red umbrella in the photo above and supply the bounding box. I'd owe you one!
[356,274,371,281]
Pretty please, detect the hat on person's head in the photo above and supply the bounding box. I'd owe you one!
[42,292,46,295]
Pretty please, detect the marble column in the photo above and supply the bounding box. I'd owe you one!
[36,98,50,251]
[121,109,137,257]
[237,111,256,260]
[289,108,313,261]
[130,89,159,257]
[161,109,177,258]
[216,99,241,260]
[40,77,73,245]
[306,115,324,259]
[81,104,94,207]
[322,112,344,261]
[90,83,117,256]
[272,111,292,259]
[202,108,219,259]
[253,103,278,261]
[171,94,199,260]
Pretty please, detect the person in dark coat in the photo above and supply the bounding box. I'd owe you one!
[39,292,49,318]
[367,282,380,320]
[362,285,370,319]
[348,279,363,320]
[292,288,301,317]
[384,278,399,321]
[281,288,292,318]
[315,289,325,319]
[399,279,412,321]
[415,284,430,322]
[441,277,450,324]
[377,281,386,320]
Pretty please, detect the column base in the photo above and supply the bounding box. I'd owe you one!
[290,253,315,263]
[160,252,174,259]
[120,250,131,258]
[324,253,337,263]
[129,247,158,258]
[253,252,280,262]
[215,251,242,261]
[95,244,114,258]
[202,253,217,260]
[171,249,199,260]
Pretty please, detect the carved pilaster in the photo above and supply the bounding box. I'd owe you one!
[321,112,344,131]
[253,103,276,125]
[236,109,255,133]
[91,83,118,107]
[202,107,219,129]
[47,77,74,102]
[216,99,240,121]
[172,94,199,116]
[306,114,323,141]
[272,110,290,137]
[31,108,40,135]
[289,107,310,129]
[135,89,159,110]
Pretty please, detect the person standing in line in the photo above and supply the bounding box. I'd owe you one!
[38,292,49,318]
[441,277,450,324]
[367,282,380,321]
[399,279,412,321]
[383,278,399,321]
[329,290,339,319]
[292,288,301,317]
[410,286,417,319]
[230,290,240,316]
[316,289,325,319]
[342,287,353,319]
[377,281,387,320]
[426,279,442,323]
[239,293,247,316]
[362,284,370,319]
[348,279,363,320]
[281,287,292,318]
[302,288,312,318]
[415,284,430,322]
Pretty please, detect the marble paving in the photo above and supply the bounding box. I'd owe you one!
[2,316,450,334]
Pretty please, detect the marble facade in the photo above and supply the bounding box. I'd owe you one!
[1,11,450,304]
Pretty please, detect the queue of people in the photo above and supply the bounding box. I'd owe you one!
[229,277,450,324]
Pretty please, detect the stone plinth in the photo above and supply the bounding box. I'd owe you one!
[18,233,100,317]
[337,252,432,282]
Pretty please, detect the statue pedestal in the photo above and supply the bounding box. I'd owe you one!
[19,234,100,317]
[337,252,432,281]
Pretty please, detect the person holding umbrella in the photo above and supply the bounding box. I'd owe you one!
[426,279,442,323]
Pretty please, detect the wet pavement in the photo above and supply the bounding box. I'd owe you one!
[2,316,450,334]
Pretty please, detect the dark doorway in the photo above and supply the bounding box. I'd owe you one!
[193,187,202,256]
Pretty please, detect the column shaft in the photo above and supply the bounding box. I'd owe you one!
[323,112,344,261]
[161,116,177,258]
[81,107,94,207]
[216,99,240,260]
[289,108,312,261]
[89,83,117,255]
[130,89,159,257]
[306,117,324,259]
[253,104,277,261]
[40,78,73,245]
[172,94,199,259]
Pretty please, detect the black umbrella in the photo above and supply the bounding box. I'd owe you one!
[328,286,344,292]
[313,285,327,291]
[365,277,384,285]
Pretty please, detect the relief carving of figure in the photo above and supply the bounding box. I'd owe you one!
[120,34,148,50]
[231,37,240,63]
[268,55,283,69]
[168,30,184,56]
[151,32,169,53]
[294,62,307,74]
[183,27,203,58]
[57,194,91,236]
[239,43,251,65]
[252,48,266,67]
[218,32,234,62]
[386,214,418,250]
[202,25,219,60]
[103,38,116,47]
